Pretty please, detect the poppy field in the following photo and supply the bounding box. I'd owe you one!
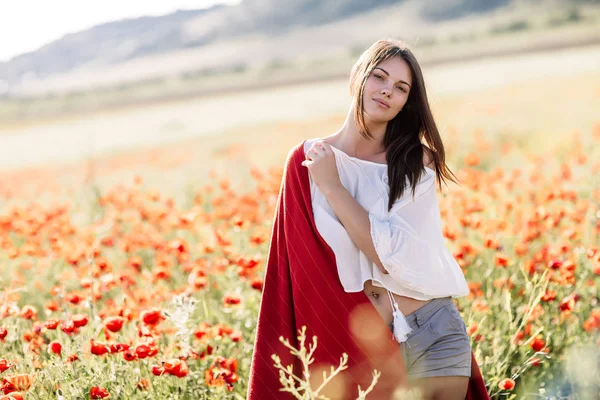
[1,69,600,399]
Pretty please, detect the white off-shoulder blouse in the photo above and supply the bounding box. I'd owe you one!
[303,138,469,305]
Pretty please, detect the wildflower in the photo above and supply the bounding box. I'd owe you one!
[0,360,12,373]
[135,345,150,359]
[109,343,130,354]
[230,331,243,343]
[60,320,77,336]
[498,378,515,390]
[136,379,149,391]
[66,354,79,365]
[512,330,525,345]
[2,374,33,394]
[559,293,578,313]
[199,345,214,359]
[164,359,188,378]
[530,337,546,352]
[189,274,209,290]
[65,293,83,305]
[19,306,37,321]
[90,340,110,356]
[484,237,499,249]
[583,310,600,332]
[72,314,89,328]
[250,278,264,292]
[45,300,60,312]
[104,317,125,333]
[44,319,59,330]
[89,386,110,399]
[223,294,241,307]
[541,290,557,302]
[204,356,238,392]
[48,340,62,356]
[127,256,143,271]
[140,308,163,326]
[151,365,165,376]
[494,252,510,267]
[472,299,489,313]
[123,348,137,362]
[467,323,478,337]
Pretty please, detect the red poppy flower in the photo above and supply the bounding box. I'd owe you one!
[0,360,12,373]
[140,308,163,326]
[164,359,188,378]
[104,317,125,333]
[530,337,546,352]
[72,314,89,328]
[498,378,515,390]
[19,306,37,321]
[48,340,62,356]
[250,278,263,292]
[90,386,110,399]
[135,345,150,359]
[90,340,109,356]
[151,365,165,376]
[44,319,59,330]
[123,348,137,362]
[60,320,77,335]
[2,374,33,394]
[223,294,241,307]
[109,343,130,353]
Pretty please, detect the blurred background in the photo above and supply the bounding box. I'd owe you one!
[1,2,600,398]
[0,0,599,201]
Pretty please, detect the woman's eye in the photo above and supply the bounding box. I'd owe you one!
[396,86,406,92]
[374,74,383,80]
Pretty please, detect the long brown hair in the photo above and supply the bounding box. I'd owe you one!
[349,38,458,212]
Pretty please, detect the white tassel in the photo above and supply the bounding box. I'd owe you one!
[392,306,413,343]
[388,290,413,343]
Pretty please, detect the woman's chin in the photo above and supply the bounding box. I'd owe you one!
[363,110,392,124]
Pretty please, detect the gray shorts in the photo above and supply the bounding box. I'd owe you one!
[389,296,471,380]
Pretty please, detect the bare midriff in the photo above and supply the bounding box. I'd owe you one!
[363,280,431,327]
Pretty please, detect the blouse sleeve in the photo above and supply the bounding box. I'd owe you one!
[367,178,464,296]
[368,211,431,292]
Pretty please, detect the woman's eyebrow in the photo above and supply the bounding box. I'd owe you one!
[374,67,411,87]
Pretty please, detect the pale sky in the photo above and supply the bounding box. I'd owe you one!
[0,0,242,62]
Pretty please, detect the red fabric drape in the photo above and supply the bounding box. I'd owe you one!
[247,141,489,399]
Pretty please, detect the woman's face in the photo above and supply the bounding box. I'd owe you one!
[362,56,412,123]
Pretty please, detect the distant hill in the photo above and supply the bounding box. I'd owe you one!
[0,8,219,85]
[0,0,515,90]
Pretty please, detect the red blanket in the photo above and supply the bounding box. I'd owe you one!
[247,141,489,399]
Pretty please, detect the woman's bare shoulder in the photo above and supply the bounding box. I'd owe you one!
[422,145,435,169]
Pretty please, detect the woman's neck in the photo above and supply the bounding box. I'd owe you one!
[328,111,387,159]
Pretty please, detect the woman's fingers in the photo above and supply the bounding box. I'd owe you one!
[302,141,332,168]
[318,142,330,153]
[378,264,389,275]
[310,146,324,157]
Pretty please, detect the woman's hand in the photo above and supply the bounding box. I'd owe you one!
[301,141,342,195]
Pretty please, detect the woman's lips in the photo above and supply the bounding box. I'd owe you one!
[373,98,390,109]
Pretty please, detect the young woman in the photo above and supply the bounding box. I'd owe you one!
[248,38,488,400]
